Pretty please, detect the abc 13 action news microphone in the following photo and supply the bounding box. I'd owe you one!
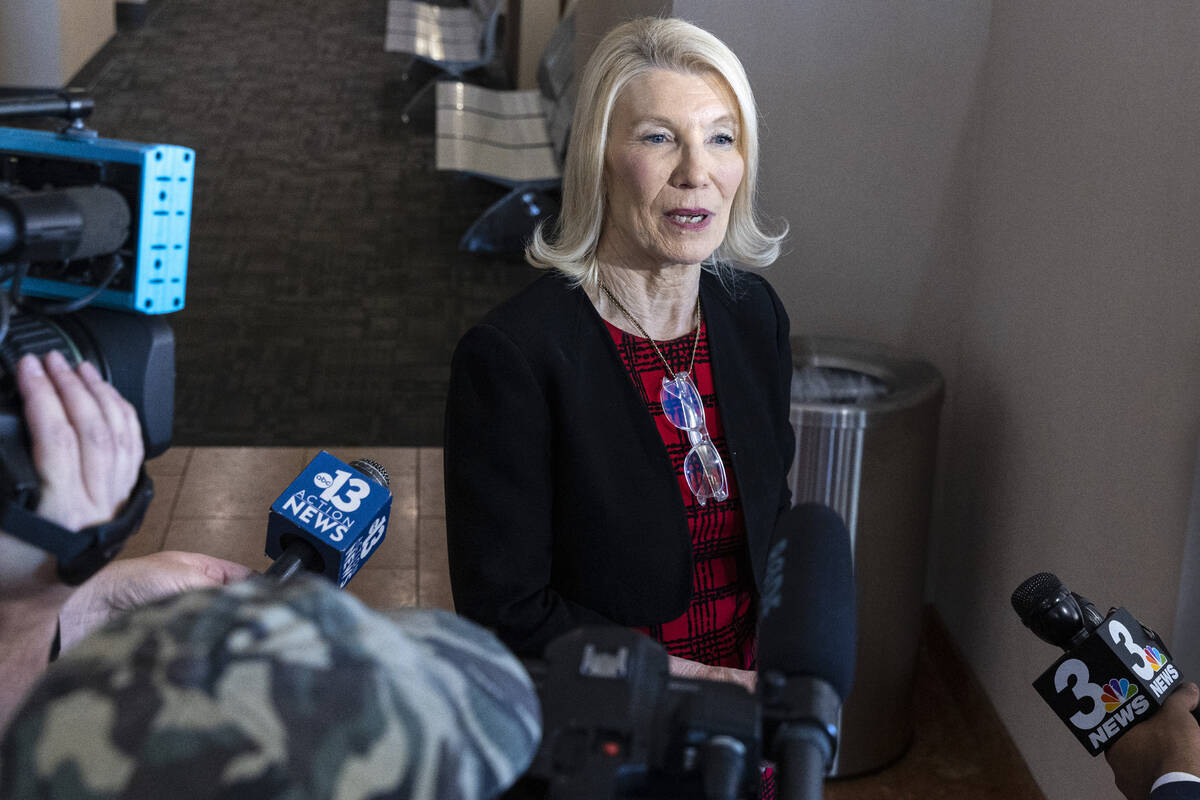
[263,450,392,585]
[1012,572,1191,756]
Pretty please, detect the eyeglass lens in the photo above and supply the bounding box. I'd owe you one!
[660,373,705,430]
[684,435,728,504]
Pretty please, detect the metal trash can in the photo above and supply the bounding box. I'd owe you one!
[788,336,944,777]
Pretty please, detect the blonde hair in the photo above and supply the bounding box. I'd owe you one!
[526,16,786,290]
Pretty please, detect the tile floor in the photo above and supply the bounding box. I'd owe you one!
[130,447,450,612]
[129,446,1045,799]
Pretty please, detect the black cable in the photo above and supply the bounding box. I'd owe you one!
[0,291,12,351]
[8,260,30,313]
[12,253,124,315]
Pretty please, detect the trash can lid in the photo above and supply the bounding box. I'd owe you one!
[790,335,944,426]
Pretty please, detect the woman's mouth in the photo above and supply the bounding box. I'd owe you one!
[665,209,712,229]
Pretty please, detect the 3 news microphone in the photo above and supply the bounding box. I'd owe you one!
[758,502,857,800]
[1012,572,1186,755]
[263,451,392,586]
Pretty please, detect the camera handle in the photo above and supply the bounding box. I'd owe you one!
[0,89,93,126]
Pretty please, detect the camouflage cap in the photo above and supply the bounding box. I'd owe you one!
[0,574,541,799]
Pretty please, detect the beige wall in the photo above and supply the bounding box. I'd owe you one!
[574,0,671,77]
[936,5,1200,799]
[0,0,63,87]
[0,0,113,88]
[510,0,560,89]
[59,0,116,82]
[577,1,1200,797]
[1175,440,1200,671]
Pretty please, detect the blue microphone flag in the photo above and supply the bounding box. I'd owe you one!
[265,451,392,587]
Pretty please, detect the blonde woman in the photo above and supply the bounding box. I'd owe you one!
[446,17,790,697]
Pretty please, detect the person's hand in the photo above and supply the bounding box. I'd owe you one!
[668,654,757,693]
[0,353,143,598]
[58,551,255,651]
[0,352,149,727]
[17,351,143,531]
[1105,682,1200,800]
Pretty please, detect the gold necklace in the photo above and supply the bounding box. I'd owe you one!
[599,280,702,380]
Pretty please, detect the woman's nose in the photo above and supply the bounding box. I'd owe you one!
[671,142,710,189]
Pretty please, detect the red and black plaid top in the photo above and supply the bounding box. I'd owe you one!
[604,318,758,670]
[606,316,775,799]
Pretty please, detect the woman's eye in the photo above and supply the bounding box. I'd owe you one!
[643,133,669,144]
[712,133,736,146]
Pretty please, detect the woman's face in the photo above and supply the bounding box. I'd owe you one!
[598,69,745,272]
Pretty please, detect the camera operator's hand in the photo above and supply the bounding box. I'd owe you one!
[1106,682,1200,800]
[18,351,143,531]
[0,352,146,729]
[58,551,254,651]
[668,654,757,693]
[1,352,143,597]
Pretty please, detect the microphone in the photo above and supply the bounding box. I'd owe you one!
[0,575,543,799]
[264,451,392,586]
[1011,571,1107,649]
[1012,572,1186,755]
[0,186,131,262]
[758,502,857,800]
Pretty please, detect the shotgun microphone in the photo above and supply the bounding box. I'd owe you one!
[758,502,857,800]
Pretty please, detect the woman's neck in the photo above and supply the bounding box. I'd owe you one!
[592,261,701,341]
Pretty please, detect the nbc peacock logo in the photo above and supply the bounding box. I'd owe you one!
[1144,646,1165,672]
[1101,678,1138,712]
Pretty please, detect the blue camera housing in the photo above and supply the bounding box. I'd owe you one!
[0,126,193,314]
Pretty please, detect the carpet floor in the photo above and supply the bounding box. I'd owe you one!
[76,0,537,446]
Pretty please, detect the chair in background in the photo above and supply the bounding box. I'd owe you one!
[434,7,576,256]
[434,81,563,188]
[459,187,562,255]
[385,0,503,123]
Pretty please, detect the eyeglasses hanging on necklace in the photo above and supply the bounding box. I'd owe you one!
[599,281,729,505]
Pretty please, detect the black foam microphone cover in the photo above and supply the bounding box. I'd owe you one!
[0,185,129,262]
[758,502,856,700]
[64,186,130,260]
[1011,571,1103,650]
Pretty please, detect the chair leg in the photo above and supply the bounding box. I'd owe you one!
[399,55,417,82]
[400,76,438,124]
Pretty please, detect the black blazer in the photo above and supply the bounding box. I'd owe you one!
[1154,782,1200,800]
[444,268,794,656]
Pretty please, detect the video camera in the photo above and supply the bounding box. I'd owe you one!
[504,504,857,800]
[0,89,191,580]
[505,627,762,800]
